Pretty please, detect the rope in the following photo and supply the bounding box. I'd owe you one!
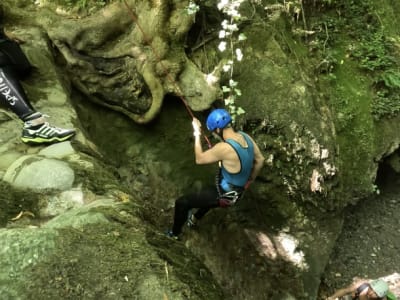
[123,0,212,148]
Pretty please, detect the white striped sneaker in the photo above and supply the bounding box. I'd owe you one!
[21,122,75,144]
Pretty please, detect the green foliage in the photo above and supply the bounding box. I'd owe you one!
[352,32,394,71]
[311,0,340,7]
[377,70,400,89]
[333,96,356,132]
[371,93,400,120]
[351,30,400,120]
[309,0,400,121]
[371,70,400,119]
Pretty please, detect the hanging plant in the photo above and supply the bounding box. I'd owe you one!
[186,0,247,123]
[217,0,246,123]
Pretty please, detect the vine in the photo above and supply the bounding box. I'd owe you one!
[187,0,246,123]
[217,0,246,123]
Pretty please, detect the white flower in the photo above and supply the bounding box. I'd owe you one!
[227,8,240,17]
[229,79,238,87]
[221,19,229,29]
[218,41,227,52]
[219,30,226,39]
[222,64,231,72]
[217,0,229,10]
[235,48,243,61]
[186,1,200,15]
[227,24,239,32]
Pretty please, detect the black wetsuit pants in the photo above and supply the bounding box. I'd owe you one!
[0,33,37,121]
[172,186,220,235]
[0,65,35,121]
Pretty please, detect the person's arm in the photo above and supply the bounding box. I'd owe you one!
[248,136,265,183]
[326,284,355,300]
[192,117,225,165]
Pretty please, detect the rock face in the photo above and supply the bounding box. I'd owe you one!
[0,0,400,299]
[0,200,225,299]
[4,155,75,191]
[20,0,220,124]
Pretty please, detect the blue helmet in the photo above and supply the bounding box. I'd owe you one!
[206,109,232,131]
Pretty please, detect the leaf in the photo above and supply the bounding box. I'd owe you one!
[229,79,238,87]
[238,33,247,41]
[236,107,245,115]
[234,88,242,96]
[222,86,231,93]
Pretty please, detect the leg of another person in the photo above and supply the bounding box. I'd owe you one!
[0,66,75,143]
[0,65,35,120]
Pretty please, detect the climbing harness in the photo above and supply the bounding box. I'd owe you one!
[215,170,244,207]
[123,0,212,148]
[218,190,242,207]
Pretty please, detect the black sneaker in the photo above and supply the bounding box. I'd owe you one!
[21,122,75,144]
[165,230,179,240]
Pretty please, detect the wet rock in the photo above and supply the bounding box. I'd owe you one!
[38,141,75,159]
[3,155,74,191]
[0,151,23,171]
[40,187,85,218]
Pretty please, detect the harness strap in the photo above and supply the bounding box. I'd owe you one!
[216,171,244,207]
[219,190,242,207]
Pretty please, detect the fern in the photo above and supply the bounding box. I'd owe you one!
[379,71,400,89]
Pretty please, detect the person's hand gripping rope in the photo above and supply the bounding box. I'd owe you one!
[192,118,201,137]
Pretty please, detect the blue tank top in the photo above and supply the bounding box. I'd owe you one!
[220,132,254,191]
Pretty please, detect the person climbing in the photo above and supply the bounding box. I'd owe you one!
[0,11,75,144]
[326,278,397,300]
[166,108,265,239]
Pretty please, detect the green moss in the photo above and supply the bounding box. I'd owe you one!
[0,181,40,227]
[21,209,224,299]
[306,0,400,205]
[53,0,110,10]
[323,49,378,199]
[70,158,122,195]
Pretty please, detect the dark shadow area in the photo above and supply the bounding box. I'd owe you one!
[375,150,400,192]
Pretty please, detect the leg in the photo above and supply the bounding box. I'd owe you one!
[0,66,75,144]
[171,187,219,236]
[0,66,36,120]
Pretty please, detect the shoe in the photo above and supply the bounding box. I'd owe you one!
[21,122,75,144]
[187,210,197,228]
[165,230,179,240]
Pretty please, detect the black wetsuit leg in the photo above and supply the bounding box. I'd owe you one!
[0,65,36,120]
[172,186,220,235]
